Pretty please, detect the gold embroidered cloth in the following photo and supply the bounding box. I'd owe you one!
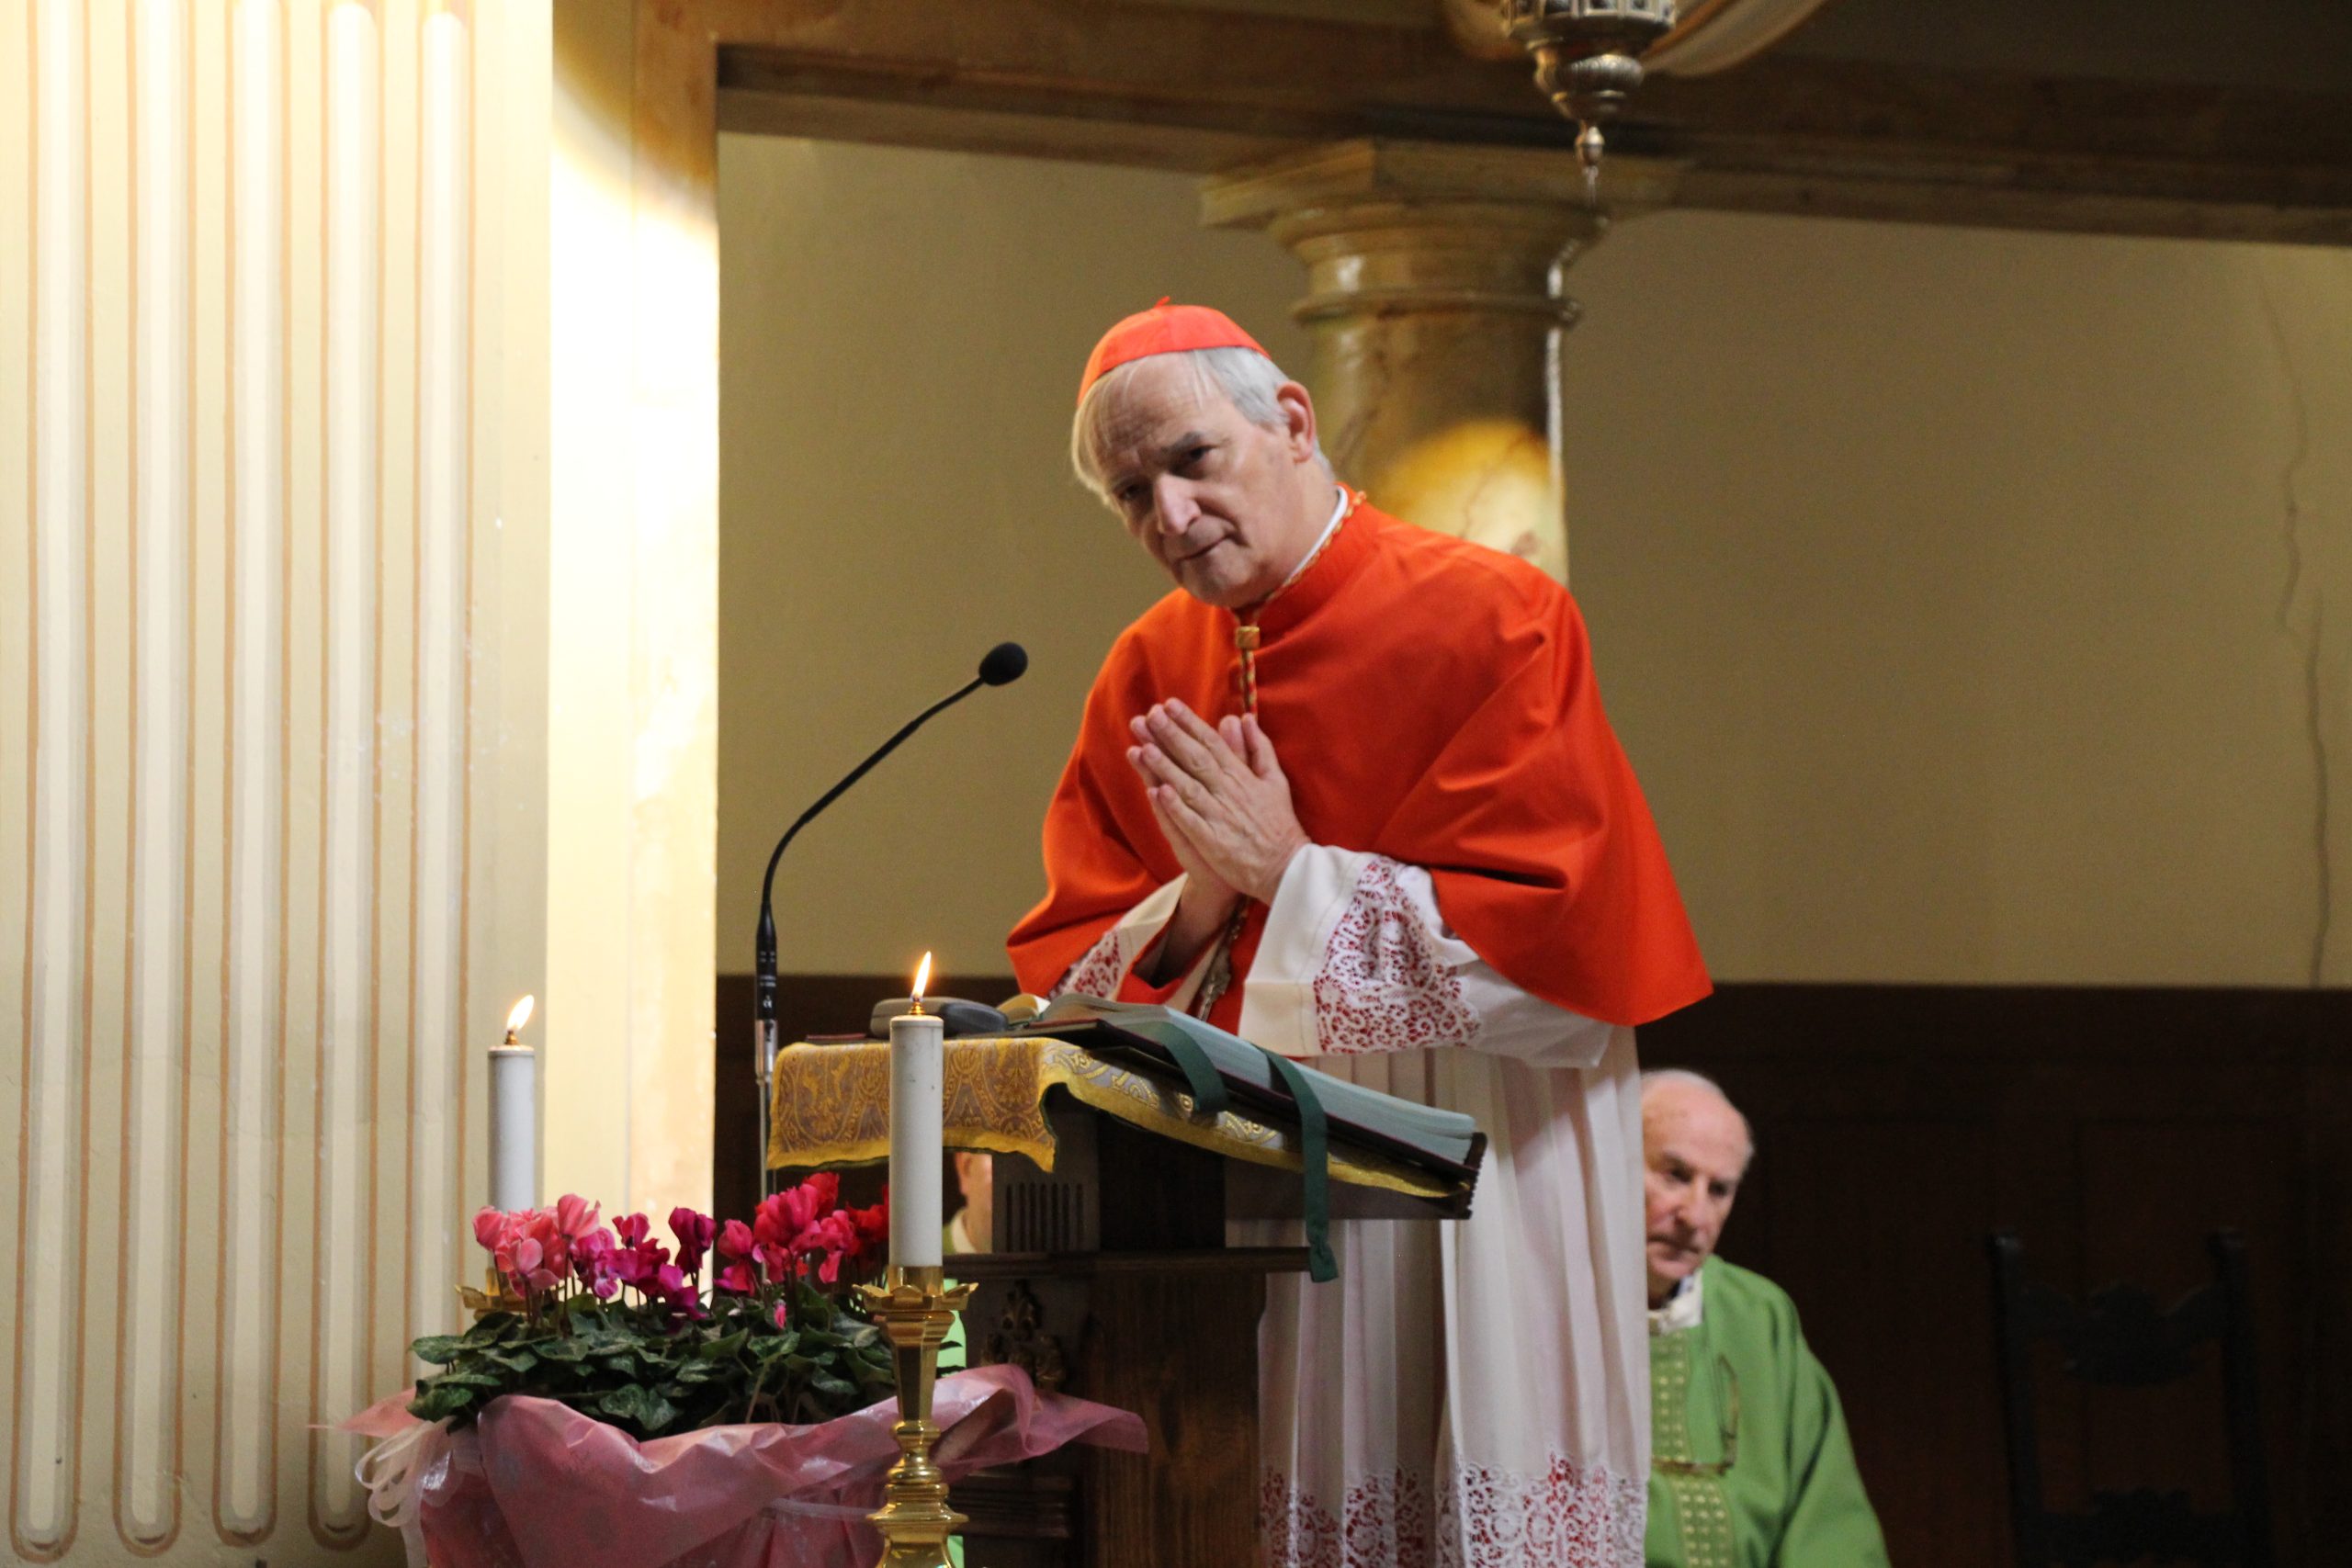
[766,1035,1455,1200]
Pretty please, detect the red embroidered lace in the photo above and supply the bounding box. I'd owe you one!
[1261,1455,1645,1568]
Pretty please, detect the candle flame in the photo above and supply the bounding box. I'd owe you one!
[506,995,536,1035]
[911,952,933,1008]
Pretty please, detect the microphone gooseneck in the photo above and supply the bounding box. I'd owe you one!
[751,643,1030,1190]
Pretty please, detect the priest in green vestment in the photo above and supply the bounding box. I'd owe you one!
[1641,1070,1891,1568]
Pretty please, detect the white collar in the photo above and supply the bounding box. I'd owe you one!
[1648,1269,1705,1337]
[1273,485,1349,594]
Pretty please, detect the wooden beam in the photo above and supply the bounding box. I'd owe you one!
[713,0,2352,245]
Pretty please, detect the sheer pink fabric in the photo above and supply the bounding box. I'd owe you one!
[348,1366,1145,1568]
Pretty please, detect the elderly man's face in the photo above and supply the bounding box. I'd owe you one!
[1089,356,1325,610]
[1642,1078,1752,1306]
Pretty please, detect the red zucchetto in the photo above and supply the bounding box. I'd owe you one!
[1076,299,1270,405]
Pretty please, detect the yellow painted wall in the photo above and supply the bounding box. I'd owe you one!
[718,137,2352,991]
[717,134,1309,987]
[1568,215,2352,986]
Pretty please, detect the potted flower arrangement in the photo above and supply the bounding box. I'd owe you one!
[410,1176,895,1437]
[352,1176,1144,1568]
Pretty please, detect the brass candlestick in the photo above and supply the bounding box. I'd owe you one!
[856,1265,977,1568]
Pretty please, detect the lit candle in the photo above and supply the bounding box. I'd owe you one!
[490,995,537,1213]
[888,953,944,1269]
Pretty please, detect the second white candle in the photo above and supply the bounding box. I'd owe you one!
[888,1006,944,1269]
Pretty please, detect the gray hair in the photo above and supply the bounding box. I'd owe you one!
[1640,1068,1755,1161]
[1069,345,1329,501]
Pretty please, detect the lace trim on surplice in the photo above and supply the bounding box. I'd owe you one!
[1055,927,1129,1000]
[1261,1454,1645,1568]
[1308,857,1480,1055]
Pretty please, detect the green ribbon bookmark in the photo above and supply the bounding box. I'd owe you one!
[1149,1027,1232,1118]
[1257,1049,1335,1283]
[1136,1024,1332,1282]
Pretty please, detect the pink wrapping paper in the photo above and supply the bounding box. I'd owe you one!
[351,1366,1146,1568]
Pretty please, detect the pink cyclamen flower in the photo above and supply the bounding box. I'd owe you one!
[612,1232,670,1292]
[495,1210,571,1293]
[669,1207,717,1273]
[552,1193,603,1242]
[754,1174,841,1254]
[472,1207,510,1255]
[716,1260,756,1295]
[615,1213,651,1249]
[795,1212,865,1284]
[572,1226,623,1299]
[717,1219,755,1261]
[654,1261,707,1317]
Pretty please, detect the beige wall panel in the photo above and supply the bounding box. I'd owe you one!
[408,0,470,1368]
[545,0,638,1213]
[177,0,232,1548]
[14,0,92,1554]
[216,0,288,1541]
[3,2,542,1561]
[83,0,137,1558]
[279,0,333,1551]
[0,0,30,1540]
[310,5,379,1540]
[544,0,717,1225]
[1563,213,2352,986]
[119,0,192,1547]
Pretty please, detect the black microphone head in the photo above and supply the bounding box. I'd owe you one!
[978,642,1028,687]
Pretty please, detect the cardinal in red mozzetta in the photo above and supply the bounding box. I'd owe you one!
[1006,300,1709,1567]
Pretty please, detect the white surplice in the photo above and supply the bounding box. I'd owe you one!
[1056,845,1651,1568]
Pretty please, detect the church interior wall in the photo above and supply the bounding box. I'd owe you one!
[716,134,2352,994]
[716,133,1314,990]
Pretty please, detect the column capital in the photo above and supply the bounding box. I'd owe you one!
[1203,139,1683,327]
[1201,138,1684,224]
[1198,140,1681,584]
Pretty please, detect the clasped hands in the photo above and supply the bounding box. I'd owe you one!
[1126,699,1307,930]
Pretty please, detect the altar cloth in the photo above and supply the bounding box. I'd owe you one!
[766,1035,1462,1201]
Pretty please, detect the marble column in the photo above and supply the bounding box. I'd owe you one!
[1202,141,1679,583]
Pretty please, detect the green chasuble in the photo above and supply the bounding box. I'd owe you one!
[1645,1258,1891,1568]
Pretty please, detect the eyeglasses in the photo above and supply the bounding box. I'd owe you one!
[1654,1354,1741,1477]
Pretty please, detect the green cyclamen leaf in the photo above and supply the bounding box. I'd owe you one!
[435,1370,510,1390]
[410,1335,469,1364]
[409,1383,479,1422]
[595,1384,679,1433]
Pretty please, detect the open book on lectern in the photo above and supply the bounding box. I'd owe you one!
[1017,992,1485,1180]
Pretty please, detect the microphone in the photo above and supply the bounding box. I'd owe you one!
[752,643,1029,1178]
[978,641,1027,687]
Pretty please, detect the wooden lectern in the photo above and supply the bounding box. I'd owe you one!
[768,1026,1482,1568]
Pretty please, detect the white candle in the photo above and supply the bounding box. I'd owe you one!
[888,955,944,1269]
[490,996,537,1213]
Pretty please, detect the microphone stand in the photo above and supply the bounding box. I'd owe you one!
[753,663,1016,1200]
